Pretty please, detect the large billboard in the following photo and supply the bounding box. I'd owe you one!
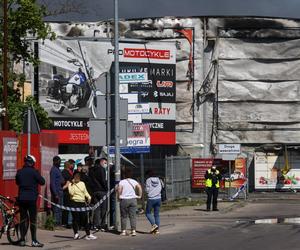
[255,152,300,190]
[38,39,176,145]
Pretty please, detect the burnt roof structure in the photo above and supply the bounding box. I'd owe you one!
[41,0,300,22]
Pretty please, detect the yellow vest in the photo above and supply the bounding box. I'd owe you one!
[205,169,220,188]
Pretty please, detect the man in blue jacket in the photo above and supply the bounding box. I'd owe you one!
[50,155,64,226]
[16,155,45,247]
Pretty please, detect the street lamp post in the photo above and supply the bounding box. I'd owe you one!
[114,0,121,231]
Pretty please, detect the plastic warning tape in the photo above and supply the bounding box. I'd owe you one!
[39,187,116,212]
[230,181,247,200]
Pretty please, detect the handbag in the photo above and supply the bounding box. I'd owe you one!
[159,178,166,202]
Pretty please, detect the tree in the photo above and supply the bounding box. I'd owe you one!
[0,0,55,132]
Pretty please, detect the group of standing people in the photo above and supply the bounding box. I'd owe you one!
[15,153,165,247]
[49,155,111,240]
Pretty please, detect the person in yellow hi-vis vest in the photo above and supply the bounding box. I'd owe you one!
[205,165,222,211]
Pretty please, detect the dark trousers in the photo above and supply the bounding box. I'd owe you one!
[71,201,90,236]
[93,191,107,228]
[109,192,116,226]
[62,191,72,226]
[19,200,37,242]
[51,192,63,225]
[206,187,219,210]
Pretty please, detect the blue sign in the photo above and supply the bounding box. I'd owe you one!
[109,146,150,155]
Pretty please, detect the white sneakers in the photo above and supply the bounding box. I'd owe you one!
[85,234,97,240]
[74,233,80,240]
[120,230,137,236]
[150,224,159,233]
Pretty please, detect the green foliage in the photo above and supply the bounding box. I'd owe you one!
[8,95,52,133]
[0,0,55,131]
[44,214,55,231]
[1,0,56,65]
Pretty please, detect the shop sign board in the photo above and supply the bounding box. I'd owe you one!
[219,144,241,154]
[110,124,150,154]
[2,137,18,180]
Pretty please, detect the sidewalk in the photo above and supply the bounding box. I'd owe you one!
[191,190,300,201]
[3,192,298,250]
[0,201,240,250]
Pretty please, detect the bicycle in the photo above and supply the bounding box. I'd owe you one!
[0,194,29,245]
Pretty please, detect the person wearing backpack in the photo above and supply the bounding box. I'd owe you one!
[145,169,163,234]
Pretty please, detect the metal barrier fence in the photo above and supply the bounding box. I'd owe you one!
[165,156,191,200]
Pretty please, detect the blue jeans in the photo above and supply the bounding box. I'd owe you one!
[145,198,161,227]
[52,192,63,225]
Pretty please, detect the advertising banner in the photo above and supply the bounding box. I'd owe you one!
[110,124,150,154]
[224,158,247,188]
[2,138,18,180]
[192,158,213,189]
[38,39,176,145]
[255,152,300,190]
[192,158,230,189]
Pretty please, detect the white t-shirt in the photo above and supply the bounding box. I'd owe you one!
[119,178,139,199]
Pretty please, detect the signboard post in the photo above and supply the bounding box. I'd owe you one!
[218,144,241,198]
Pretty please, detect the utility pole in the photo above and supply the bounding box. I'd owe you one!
[2,0,9,130]
[114,0,121,231]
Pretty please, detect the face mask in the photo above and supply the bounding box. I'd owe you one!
[103,163,108,168]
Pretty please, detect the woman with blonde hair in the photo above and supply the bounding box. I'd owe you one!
[68,171,97,240]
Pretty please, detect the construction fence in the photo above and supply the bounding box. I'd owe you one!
[165,156,191,200]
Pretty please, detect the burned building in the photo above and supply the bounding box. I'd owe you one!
[38,0,300,191]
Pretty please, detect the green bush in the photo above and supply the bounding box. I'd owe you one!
[44,215,55,231]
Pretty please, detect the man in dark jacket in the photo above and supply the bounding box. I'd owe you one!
[61,160,74,228]
[88,157,108,231]
[50,155,64,226]
[16,155,45,247]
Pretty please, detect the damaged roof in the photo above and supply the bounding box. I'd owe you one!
[41,0,300,23]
